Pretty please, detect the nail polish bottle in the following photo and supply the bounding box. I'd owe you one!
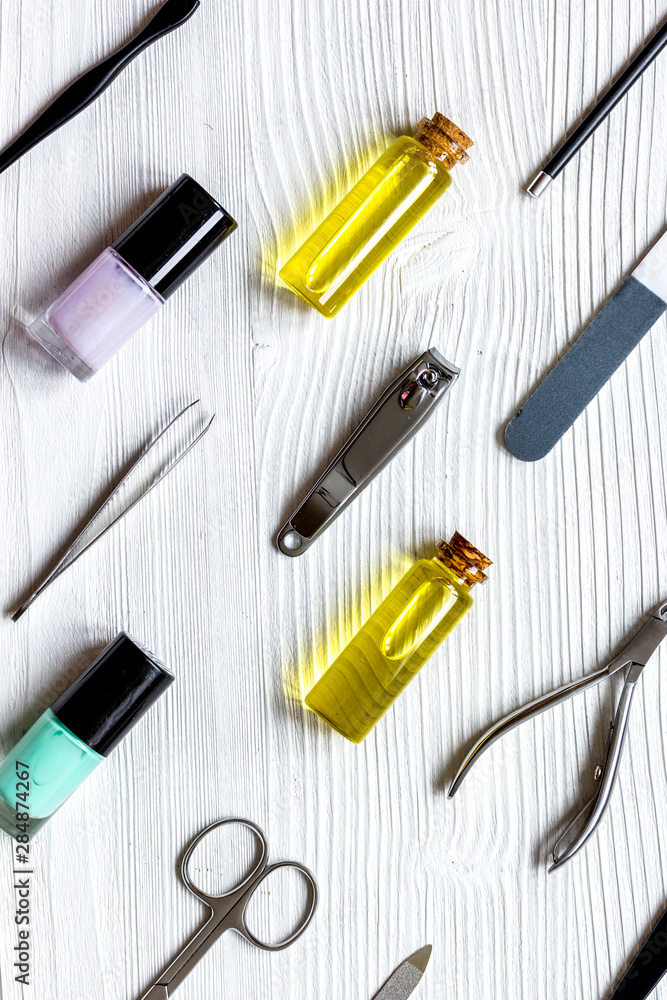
[279,113,472,317]
[0,633,174,838]
[29,174,236,381]
[305,533,491,743]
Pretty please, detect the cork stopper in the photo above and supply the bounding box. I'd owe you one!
[435,532,491,587]
[413,112,473,168]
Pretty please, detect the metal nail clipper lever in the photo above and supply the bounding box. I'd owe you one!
[276,348,460,556]
[448,601,667,871]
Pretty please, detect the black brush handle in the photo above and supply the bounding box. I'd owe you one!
[544,19,667,179]
[0,0,200,175]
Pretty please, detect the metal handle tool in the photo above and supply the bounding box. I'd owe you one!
[276,348,459,556]
[12,401,214,621]
[138,819,318,1000]
[448,602,667,870]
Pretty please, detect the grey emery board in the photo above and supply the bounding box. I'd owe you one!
[505,232,667,461]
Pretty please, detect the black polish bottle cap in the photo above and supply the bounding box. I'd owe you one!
[112,173,237,299]
[51,633,175,756]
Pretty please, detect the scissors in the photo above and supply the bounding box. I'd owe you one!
[449,601,667,871]
[139,818,319,999]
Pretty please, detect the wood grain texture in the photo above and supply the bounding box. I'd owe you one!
[1,0,667,997]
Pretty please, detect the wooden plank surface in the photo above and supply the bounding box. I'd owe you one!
[1,0,667,997]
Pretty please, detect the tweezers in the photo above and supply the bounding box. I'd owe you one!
[12,401,214,622]
[449,602,667,870]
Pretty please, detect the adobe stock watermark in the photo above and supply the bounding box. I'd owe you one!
[11,760,32,986]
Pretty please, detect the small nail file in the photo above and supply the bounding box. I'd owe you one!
[373,947,432,1000]
[505,232,667,461]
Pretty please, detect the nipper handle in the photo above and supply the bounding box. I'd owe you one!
[549,662,643,870]
[448,665,610,797]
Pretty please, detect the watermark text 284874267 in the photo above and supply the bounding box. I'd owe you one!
[12,761,32,986]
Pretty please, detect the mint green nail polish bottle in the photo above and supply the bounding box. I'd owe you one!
[0,633,174,838]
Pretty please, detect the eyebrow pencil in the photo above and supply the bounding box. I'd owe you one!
[0,0,200,177]
[528,18,667,197]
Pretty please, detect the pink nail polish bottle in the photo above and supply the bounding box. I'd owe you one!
[29,174,236,381]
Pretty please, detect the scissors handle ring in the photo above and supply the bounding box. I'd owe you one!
[238,860,319,952]
[180,818,269,909]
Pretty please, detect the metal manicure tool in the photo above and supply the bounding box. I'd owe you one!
[276,348,459,556]
[372,946,432,1000]
[449,601,667,870]
[12,401,214,622]
[139,818,318,999]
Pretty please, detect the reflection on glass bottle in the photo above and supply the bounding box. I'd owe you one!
[305,533,491,743]
[279,113,473,317]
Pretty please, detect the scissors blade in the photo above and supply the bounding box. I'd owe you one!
[607,603,667,677]
[372,946,431,1000]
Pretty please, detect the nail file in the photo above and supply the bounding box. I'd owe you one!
[372,947,432,1000]
[505,232,667,461]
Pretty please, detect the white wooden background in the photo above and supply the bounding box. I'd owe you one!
[1,0,667,997]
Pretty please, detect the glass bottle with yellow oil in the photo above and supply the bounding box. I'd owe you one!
[279,113,473,317]
[305,533,491,742]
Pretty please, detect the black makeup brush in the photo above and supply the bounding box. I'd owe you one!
[528,18,667,196]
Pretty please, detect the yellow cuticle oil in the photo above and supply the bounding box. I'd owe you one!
[279,113,473,317]
[305,533,491,743]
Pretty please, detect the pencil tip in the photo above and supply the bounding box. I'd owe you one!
[11,606,26,623]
